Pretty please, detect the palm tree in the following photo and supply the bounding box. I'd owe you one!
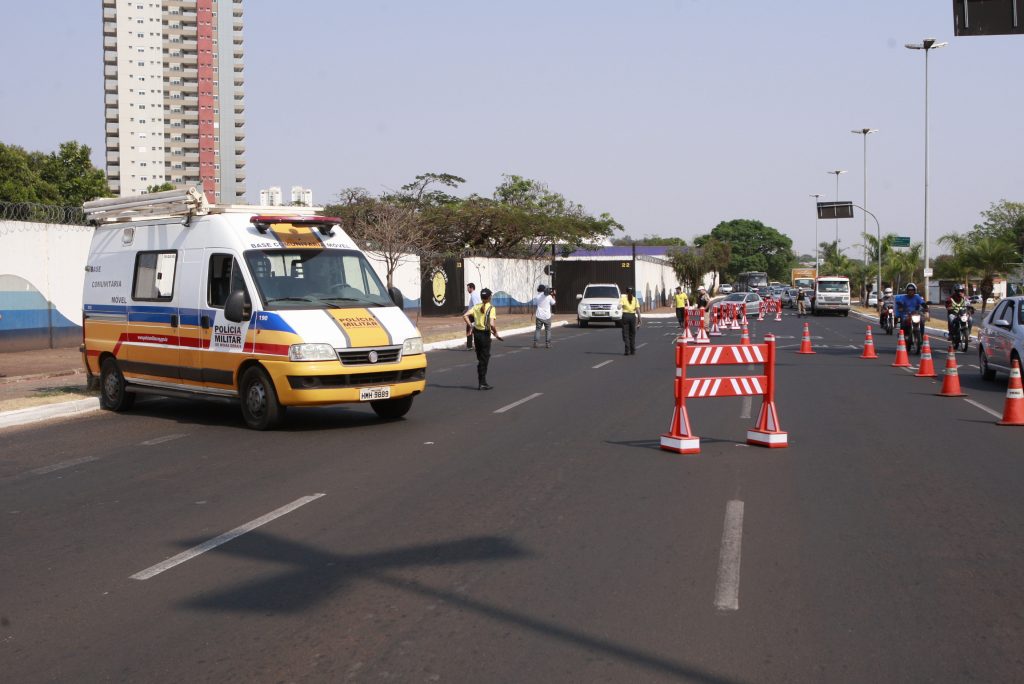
[965,236,1018,314]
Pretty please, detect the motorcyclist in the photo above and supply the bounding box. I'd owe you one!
[878,287,895,327]
[895,282,928,330]
[944,283,973,335]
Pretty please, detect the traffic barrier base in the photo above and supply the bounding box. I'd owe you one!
[996,359,1024,426]
[747,400,789,448]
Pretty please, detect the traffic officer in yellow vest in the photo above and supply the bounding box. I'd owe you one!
[673,286,689,329]
[462,287,503,390]
[620,287,642,355]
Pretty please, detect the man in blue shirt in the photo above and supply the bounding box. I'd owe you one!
[895,282,928,320]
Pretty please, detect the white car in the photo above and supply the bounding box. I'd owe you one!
[576,283,622,327]
[867,292,879,307]
[719,292,762,316]
[978,296,1024,381]
[718,283,734,294]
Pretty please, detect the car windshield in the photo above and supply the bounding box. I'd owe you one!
[818,281,850,293]
[244,249,392,310]
[722,293,746,302]
[584,286,619,298]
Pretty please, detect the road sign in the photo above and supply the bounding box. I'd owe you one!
[891,236,911,247]
[954,0,1024,36]
[816,202,854,220]
[924,267,934,278]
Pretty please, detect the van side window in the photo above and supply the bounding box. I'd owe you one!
[208,254,250,308]
[132,251,177,301]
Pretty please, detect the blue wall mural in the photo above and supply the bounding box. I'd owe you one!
[0,275,81,350]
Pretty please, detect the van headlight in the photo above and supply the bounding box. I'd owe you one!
[402,336,423,355]
[288,343,337,362]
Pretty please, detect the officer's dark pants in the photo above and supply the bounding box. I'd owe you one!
[675,307,685,327]
[473,329,492,384]
[621,313,637,353]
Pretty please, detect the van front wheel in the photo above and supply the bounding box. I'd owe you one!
[371,395,413,420]
[239,366,284,430]
[100,357,135,412]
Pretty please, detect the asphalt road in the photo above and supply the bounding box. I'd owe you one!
[2,312,1023,683]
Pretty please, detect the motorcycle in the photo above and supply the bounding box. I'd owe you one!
[901,310,926,354]
[948,308,972,352]
[880,302,895,335]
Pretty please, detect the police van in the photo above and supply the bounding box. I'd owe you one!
[81,188,426,429]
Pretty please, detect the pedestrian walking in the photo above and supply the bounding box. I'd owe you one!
[673,286,689,329]
[620,287,641,355]
[796,287,807,317]
[462,287,503,389]
[533,284,556,348]
[464,282,481,350]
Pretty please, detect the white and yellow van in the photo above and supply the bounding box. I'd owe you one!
[81,188,426,429]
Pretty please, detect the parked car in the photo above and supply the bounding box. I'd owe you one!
[867,291,879,307]
[718,283,734,294]
[720,292,763,316]
[969,294,983,305]
[576,283,622,327]
[780,288,796,308]
[978,296,1024,381]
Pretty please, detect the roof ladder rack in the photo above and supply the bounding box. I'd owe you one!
[83,187,210,225]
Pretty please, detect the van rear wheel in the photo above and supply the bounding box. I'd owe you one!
[371,395,413,420]
[239,366,284,430]
[100,357,135,412]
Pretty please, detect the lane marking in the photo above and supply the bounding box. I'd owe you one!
[740,396,752,419]
[130,493,326,580]
[493,393,543,414]
[592,360,614,369]
[964,398,1002,419]
[141,433,187,446]
[714,500,744,611]
[636,342,649,349]
[29,456,98,476]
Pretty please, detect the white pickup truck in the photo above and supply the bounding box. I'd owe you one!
[576,283,623,327]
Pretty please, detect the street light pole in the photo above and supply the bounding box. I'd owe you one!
[906,38,947,302]
[851,128,877,266]
[810,193,823,270]
[826,170,847,249]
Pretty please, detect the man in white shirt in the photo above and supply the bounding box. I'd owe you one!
[532,284,556,348]
[465,282,482,350]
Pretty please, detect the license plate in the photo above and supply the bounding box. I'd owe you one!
[360,386,390,401]
[594,311,608,316]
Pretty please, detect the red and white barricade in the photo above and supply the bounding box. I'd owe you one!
[694,307,710,343]
[730,304,741,330]
[660,334,788,454]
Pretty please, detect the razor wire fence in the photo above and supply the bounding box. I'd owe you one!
[0,201,88,226]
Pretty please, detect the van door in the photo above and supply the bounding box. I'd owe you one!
[175,249,204,389]
[201,251,254,391]
[122,250,182,385]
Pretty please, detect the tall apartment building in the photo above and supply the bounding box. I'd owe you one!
[103,0,246,203]
[290,186,313,206]
[259,186,282,206]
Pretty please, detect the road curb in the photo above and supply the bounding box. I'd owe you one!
[0,397,101,430]
[423,320,569,351]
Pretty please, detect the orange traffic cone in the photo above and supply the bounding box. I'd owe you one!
[796,322,815,354]
[757,303,765,321]
[695,308,710,344]
[680,323,694,343]
[741,310,749,326]
[709,312,722,337]
[915,335,937,377]
[774,304,782,322]
[740,324,751,345]
[936,345,967,397]
[891,329,912,368]
[860,326,878,359]
[996,359,1024,426]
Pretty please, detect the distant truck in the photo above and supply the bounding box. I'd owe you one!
[791,268,817,292]
[812,275,851,316]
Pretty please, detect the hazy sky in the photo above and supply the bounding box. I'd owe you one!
[3,1,1021,256]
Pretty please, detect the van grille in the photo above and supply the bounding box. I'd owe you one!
[337,347,402,365]
[287,368,425,390]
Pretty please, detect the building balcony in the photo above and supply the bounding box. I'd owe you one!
[106,136,119,148]
[104,37,116,48]
[107,165,120,176]
[105,109,118,122]
[106,123,119,134]
[104,49,117,64]
[104,65,117,77]
[103,21,116,36]
[107,153,119,164]
[105,94,118,105]
[234,143,245,154]
[234,114,245,126]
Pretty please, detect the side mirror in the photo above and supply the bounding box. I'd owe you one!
[995,319,1011,328]
[576,294,583,301]
[388,286,404,310]
[225,289,250,323]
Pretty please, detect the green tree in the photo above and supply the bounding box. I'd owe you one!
[971,200,1024,249]
[36,141,110,205]
[146,182,177,193]
[700,219,795,282]
[611,234,687,247]
[0,143,58,203]
[965,236,1018,314]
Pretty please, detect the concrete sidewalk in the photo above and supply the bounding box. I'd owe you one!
[0,306,676,428]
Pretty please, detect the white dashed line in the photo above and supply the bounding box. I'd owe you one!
[141,433,187,446]
[964,398,1002,419]
[714,500,745,611]
[740,396,752,419]
[636,342,649,349]
[29,456,99,476]
[131,493,326,580]
[494,393,543,414]
[592,360,614,369]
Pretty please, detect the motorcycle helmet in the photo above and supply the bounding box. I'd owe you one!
[953,283,965,294]
[905,283,917,293]
[883,287,893,295]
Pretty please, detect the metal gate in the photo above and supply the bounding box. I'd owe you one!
[419,258,466,316]
[552,260,634,314]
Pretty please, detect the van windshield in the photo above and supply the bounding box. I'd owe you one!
[244,249,392,310]
[817,281,850,293]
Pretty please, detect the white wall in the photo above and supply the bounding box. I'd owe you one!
[463,257,548,307]
[363,252,421,308]
[0,220,94,327]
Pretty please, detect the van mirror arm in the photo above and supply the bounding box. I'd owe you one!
[225,290,249,323]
